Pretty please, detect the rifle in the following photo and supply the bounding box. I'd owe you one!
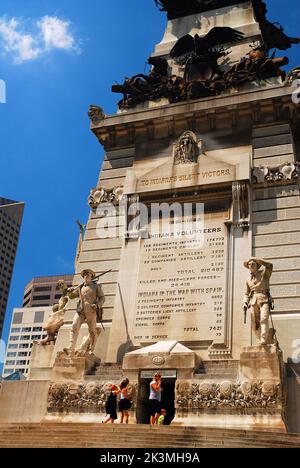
[93,270,113,283]
[93,270,112,330]
[58,270,113,294]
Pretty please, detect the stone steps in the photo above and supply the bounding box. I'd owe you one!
[87,364,123,381]
[0,424,299,448]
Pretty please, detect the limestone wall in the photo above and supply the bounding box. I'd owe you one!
[250,122,300,432]
[251,123,300,354]
[0,381,49,423]
[71,147,135,321]
[53,147,135,358]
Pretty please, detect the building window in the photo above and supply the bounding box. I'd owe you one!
[23,289,32,300]
[13,312,23,324]
[19,343,29,349]
[16,360,27,366]
[18,352,28,357]
[7,352,17,357]
[11,328,21,333]
[34,311,44,323]
[33,287,52,293]
[20,335,31,341]
[22,327,32,333]
[8,344,18,349]
[32,295,51,301]
[5,360,15,366]
[3,369,14,375]
[32,327,43,332]
[10,336,19,341]
[31,335,41,340]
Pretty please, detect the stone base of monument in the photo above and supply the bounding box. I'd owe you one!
[238,345,284,381]
[0,342,287,431]
[174,344,287,432]
[52,351,101,382]
[28,343,54,380]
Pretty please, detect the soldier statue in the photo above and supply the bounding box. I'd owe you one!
[63,269,105,356]
[243,257,274,346]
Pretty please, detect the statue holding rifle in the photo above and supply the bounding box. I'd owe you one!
[60,269,111,356]
[243,258,274,346]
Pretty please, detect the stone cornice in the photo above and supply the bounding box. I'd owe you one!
[91,84,299,149]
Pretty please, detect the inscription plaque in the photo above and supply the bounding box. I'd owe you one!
[131,209,229,346]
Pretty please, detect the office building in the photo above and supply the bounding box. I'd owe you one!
[2,306,51,378]
[23,275,73,308]
[0,198,24,337]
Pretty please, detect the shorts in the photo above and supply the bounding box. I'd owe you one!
[149,399,161,416]
[118,399,132,412]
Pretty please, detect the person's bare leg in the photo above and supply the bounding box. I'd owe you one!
[125,411,129,424]
[150,416,155,425]
[120,411,124,424]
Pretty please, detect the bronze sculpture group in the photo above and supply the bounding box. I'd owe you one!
[112,0,299,110]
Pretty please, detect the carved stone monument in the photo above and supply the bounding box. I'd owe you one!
[63,269,105,356]
[243,257,274,345]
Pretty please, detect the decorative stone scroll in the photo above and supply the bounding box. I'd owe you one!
[88,186,124,210]
[232,182,250,229]
[252,163,300,184]
[176,380,282,410]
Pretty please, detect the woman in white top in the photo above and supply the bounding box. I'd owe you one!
[149,372,162,425]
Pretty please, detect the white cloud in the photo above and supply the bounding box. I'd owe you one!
[0,18,41,63]
[38,16,77,52]
[0,15,80,64]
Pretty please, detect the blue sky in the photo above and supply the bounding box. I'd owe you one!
[0,0,299,364]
